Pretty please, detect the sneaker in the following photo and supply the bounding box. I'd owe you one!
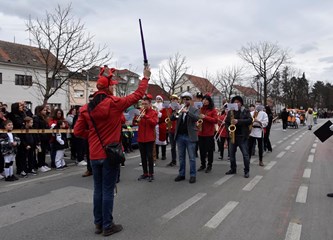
[5,176,14,182]
[197,166,206,172]
[39,166,47,173]
[225,169,236,175]
[56,166,64,171]
[0,174,4,180]
[82,171,93,177]
[205,166,212,173]
[20,171,28,178]
[43,166,51,171]
[174,175,185,182]
[138,174,148,181]
[189,176,196,184]
[30,170,37,176]
[166,162,176,167]
[11,175,19,181]
[244,172,250,178]
[148,175,154,182]
[161,156,166,160]
[103,223,123,236]
[77,161,87,166]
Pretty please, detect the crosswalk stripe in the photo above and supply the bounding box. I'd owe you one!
[204,201,239,229]
[276,151,286,158]
[264,161,276,170]
[242,175,263,191]
[213,175,234,187]
[285,222,302,240]
[160,193,206,223]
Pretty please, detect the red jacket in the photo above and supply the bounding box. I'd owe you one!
[157,108,168,141]
[198,106,218,137]
[137,108,158,143]
[166,107,176,134]
[74,78,149,160]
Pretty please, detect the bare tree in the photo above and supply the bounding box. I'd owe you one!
[154,52,189,95]
[238,41,290,105]
[216,65,244,101]
[26,4,112,104]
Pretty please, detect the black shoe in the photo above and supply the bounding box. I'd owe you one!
[95,224,102,234]
[197,166,206,172]
[5,176,14,182]
[244,172,249,178]
[167,162,176,167]
[148,175,154,182]
[189,176,196,184]
[174,175,185,182]
[161,156,166,160]
[225,169,236,175]
[138,174,148,181]
[103,223,123,236]
[327,193,333,197]
[205,166,212,173]
[11,175,19,181]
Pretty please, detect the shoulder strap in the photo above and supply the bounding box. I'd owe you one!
[88,106,105,149]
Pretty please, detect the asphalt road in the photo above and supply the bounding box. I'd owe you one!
[1,119,333,240]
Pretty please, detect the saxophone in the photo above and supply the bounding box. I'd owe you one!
[249,111,259,132]
[165,109,172,130]
[228,110,236,144]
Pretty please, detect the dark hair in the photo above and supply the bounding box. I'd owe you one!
[196,92,203,99]
[24,116,33,122]
[249,104,255,108]
[3,119,12,126]
[231,96,244,105]
[265,105,272,115]
[52,108,64,120]
[202,95,214,109]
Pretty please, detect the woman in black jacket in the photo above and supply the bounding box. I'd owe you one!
[264,106,273,152]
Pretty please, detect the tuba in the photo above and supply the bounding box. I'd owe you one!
[228,110,236,144]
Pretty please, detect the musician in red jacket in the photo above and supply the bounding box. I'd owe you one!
[216,106,229,160]
[74,66,151,236]
[197,94,218,173]
[137,94,158,182]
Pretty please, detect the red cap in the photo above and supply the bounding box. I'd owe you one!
[143,93,153,100]
[96,66,118,89]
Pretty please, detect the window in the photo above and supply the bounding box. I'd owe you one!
[15,74,32,86]
[49,103,61,110]
[180,86,183,92]
[187,86,190,91]
[74,90,84,98]
[48,78,61,88]
[0,73,2,84]
[130,78,135,84]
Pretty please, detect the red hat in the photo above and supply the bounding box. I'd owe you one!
[143,93,153,100]
[96,66,118,89]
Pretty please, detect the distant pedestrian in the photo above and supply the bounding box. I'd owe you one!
[51,120,68,170]
[305,108,314,130]
[281,108,289,131]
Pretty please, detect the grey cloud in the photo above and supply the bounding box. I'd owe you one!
[296,44,318,54]
[319,56,333,63]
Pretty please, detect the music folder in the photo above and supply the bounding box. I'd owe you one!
[313,120,333,143]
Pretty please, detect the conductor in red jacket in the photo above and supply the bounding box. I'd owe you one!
[74,66,151,236]
[136,94,158,182]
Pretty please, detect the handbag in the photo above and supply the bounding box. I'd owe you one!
[88,108,124,166]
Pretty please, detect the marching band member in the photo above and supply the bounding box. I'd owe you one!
[137,94,158,182]
[248,105,268,166]
[173,92,200,184]
[215,105,229,161]
[166,94,179,167]
[154,95,167,160]
[197,94,218,173]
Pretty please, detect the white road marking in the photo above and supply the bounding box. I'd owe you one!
[285,146,291,150]
[264,161,277,170]
[160,193,206,223]
[307,155,314,163]
[277,140,283,144]
[310,148,316,154]
[0,186,92,228]
[283,137,288,140]
[272,144,276,148]
[314,139,319,143]
[127,154,141,159]
[242,175,263,191]
[290,141,296,145]
[312,143,317,148]
[276,151,286,158]
[285,222,302,240]
[204,201,239,229]
[213,175,234,187]
[295,138,300,141]
[296,185,308,203]
[6,173,63,187]
[303,168,311,178]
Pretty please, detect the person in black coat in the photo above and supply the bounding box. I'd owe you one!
[280,108,289,131]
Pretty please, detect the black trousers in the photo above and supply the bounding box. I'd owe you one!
[156,144,166,159]
[199,136,215,167]
[25,148,37,172]
[248,136,263,161]
[264,126,272,151]
[138,141,154,175]
[217,137,229,159]
[37,141,48,168]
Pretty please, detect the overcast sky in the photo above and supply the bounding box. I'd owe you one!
[1,0,333,84]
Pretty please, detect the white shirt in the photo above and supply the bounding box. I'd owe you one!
[250,111,268,138]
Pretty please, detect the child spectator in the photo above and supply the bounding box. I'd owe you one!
[0,120,20,181]
[21,117,38,175]
[51,120,68,170]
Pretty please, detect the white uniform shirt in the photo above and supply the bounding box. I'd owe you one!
[250,111,268,138]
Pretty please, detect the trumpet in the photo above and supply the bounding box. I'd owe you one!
[249,111,259,131]
[165,117,172,130]
[228,110,236,144]
[175,104,186,118]
[135,108,146,122]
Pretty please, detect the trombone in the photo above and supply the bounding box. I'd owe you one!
[135,108,146,123]
[214,115,227,141]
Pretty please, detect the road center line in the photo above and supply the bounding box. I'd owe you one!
[296,185,308,203]
[295,138,300,141]
[310,148,316,154]
[264,161,277,170]
[277,140,283,144]
[242,175,263,191]
[307,155,314,163]
[204,201,239,229]
[285,146,291,150]
[160,193,206,223]
[303,168,311,178]
[285,222,302,240]
[276,151,286,158]
[213,175,234,187]
[290,141,296,145]
[272,144,276,148]
[312,143,317,148]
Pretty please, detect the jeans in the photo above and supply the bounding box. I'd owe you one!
[91,159,119,229]
[228,136,250,173]
[177,134,197,177]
